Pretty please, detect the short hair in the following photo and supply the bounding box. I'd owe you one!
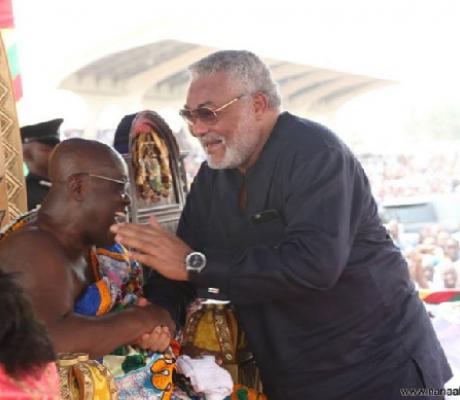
[188,50,281,108]
[0,270,55,376]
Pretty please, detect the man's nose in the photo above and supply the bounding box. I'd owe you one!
[189,119,209,138]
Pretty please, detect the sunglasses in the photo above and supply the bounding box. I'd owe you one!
[179,94,245,126]
[85,173,128,186]
[71,172,130,192]
[53,172,131,204]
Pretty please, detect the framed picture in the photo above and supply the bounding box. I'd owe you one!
[121,111,188,233]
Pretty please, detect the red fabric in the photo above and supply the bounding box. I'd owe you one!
[12,74,22,101]
[422,290,460,304]
[170,339,181,357]
[0,362,60,399]
[0,0,14,29]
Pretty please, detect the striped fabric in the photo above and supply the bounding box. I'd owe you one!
[419,289,460,304]
[0,0,22,101]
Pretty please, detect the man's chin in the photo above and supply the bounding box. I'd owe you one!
[207,154,241,170]
[205,148,224,168]
[207,159,226,169]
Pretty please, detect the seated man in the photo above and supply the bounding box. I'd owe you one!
[0,138,176,397]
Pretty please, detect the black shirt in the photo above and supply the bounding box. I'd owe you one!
[178,112,451,399]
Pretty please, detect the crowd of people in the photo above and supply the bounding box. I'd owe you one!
[360,152,460,203]
[386,219,460,291]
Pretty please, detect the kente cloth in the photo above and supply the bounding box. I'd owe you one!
[112,352,177,400]
[74,243,143,316]
[0,362,60,399]
[74,276,114,316]
[85,245,243,400]
[76,243,180,400]
[0,207,35,239]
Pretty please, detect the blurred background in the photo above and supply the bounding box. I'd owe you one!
[3,0,460,201]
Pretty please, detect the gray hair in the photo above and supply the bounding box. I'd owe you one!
[188,50,281,108]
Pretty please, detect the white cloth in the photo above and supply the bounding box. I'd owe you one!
[176,355,233,400]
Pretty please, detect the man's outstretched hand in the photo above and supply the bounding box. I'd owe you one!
[133,297,174,352]
[135,325,171,352]
[110,216,192,281]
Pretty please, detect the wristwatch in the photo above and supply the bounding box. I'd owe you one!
[185,251,207,274]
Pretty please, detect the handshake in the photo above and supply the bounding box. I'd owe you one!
[133,297,175,352]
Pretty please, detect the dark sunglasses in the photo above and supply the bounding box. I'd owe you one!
[179,94,245,126]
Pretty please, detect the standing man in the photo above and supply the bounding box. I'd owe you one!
[112,50,452,399]
[20,118,62,210]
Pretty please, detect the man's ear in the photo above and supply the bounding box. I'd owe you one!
[66,175,85,201]
[252,92,269,121]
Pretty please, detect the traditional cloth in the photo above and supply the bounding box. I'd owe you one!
[56,353,118,400]
[76,243,177,400]
[111,353,176,400]
[82,245,256,400]
[0,207,35,239]
[74,243,143,317]
[182,300,238,368]
[0,362,60,399]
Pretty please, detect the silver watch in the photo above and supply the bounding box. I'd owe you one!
[185,251,207,273]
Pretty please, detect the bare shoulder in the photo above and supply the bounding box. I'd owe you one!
[0,224,70,286]
[0,223,77,321]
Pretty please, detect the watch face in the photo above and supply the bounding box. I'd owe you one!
[189,253,205,269]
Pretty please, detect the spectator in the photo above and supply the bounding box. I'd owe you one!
[0,270,59,398]
[444,238,460,262]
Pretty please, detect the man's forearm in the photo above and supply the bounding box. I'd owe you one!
[49,307,151,358]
